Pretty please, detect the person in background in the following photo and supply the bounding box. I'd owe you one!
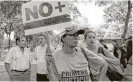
[123,56,132,81]
[113,40,122,60]
[126,36,132,61]
[82,30,123,81]
[5,36,32,81]
[34,34,55,81]
[113,40,127,69]
[45,27,108,81]
[16,37,20,45]
[99,39,108,49]
[52,35,62,50]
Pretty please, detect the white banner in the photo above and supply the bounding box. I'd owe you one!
[22,1,71,35]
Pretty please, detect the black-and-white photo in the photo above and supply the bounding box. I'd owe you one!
[0,0,132,81]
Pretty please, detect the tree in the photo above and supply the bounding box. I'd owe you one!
[68,0,91,19]
[69,1,81,19]
[0,1,29,49]
[121,0,132,39]
[0,29,4,49]
[95,0,132,39]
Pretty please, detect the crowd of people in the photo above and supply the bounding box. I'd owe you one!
[4,25,132,81]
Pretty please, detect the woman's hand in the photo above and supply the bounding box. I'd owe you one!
[45,53,60,81]
[45,53,55,65]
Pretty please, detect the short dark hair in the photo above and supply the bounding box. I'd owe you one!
[99,39,104,42]
[16,36,26,45]
[39,33,44,37]
[61,34,67,43]
[39,33,46,39]
[16,37,20,45]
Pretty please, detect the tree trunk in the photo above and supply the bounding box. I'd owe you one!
[8,34,11,49]
[121,0,132,39]
[8,24,11,49]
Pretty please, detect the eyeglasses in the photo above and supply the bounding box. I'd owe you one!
[66,34,78,39]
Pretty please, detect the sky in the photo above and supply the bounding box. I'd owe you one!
[78,2,105,27]
[54,2,105,34]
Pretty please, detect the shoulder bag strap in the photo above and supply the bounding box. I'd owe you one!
[80,48,93,74]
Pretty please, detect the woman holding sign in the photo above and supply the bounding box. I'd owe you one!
[45,26,108,81]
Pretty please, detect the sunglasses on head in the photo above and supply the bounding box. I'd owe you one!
[66,33,78,36]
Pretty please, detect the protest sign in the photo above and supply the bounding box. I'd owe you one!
[22,1,71,35]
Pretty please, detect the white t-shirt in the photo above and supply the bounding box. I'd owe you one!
[53,48,106,81]
[5,46,32,71]
[35,45,54,74]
